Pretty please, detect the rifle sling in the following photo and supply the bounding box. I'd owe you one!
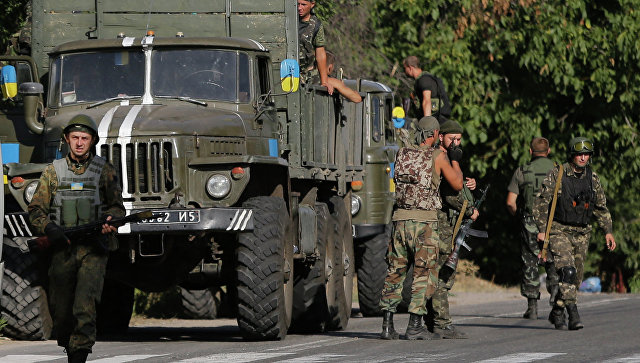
[451,199,468,249]
[542,164,563,259]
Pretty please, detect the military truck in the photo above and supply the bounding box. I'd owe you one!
[340,79,398,317]
[0,0,366,341]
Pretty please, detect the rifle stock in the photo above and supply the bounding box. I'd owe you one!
[29,211,156,251]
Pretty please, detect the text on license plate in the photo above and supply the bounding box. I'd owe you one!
[139,210,200,224]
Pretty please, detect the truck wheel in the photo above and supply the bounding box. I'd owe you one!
[356,224,392,317]
[237,196,292,340]
[0,240,52,340]
[179,287,219,319]
[96,279,134,335]
[326,196,354,330]
[290,203,331,333]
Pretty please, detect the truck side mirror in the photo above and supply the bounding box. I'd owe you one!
[280,59,299,93]
[19,82,44,135]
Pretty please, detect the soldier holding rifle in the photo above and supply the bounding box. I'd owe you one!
[28,114,124,362]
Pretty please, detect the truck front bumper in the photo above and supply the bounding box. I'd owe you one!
[125,207,254,234]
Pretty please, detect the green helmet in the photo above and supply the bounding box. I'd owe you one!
[414,116,439,145]
[569,136,594,155]
[64,114,99,143]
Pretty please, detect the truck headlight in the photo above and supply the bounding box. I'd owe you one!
[206,174,231,199]
[24,181,39,204]
[350,195,361,216]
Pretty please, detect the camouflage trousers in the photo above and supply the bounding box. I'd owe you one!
[427,211,456,329]
[520,219,559,300]
[49,242,108,353]
[380,219,439,315]
[549,222,591,306]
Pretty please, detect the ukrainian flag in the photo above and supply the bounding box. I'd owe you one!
[280,59,299,93]
[1,65,18,99]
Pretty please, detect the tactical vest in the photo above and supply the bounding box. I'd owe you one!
[554,166,595,226]
[394,146,442,211]
[49,155,105,227]
[521,157,555,216]
[298,15,322,72]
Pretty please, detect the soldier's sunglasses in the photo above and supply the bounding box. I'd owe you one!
[571,140,593,153]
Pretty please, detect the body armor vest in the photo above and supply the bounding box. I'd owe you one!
[521,157,555,216]
[50,155,105,227]
[298,15,321,72]
[394,147,442,211]
[554,166,594,226]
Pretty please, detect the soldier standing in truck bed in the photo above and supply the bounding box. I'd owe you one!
[298,0,333,95]
[28,115,124,363]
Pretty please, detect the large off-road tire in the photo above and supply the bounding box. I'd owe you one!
[178,287,220,319]
[96,279,134,335]
[356,224,392,317]
[326,196,354,330]
[0,240,52,340]
[237,196,293,340]
[290,203,331,333]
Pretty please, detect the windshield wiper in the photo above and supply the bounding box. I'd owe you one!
[155,95,208,107]
[87,95,140,109]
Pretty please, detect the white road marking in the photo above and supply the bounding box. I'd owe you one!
[265,337,351,353]
[0,355,62,363]
[90,354,166,362]
[475,353,565,362]
[278,353,347,362]
[178,352,292,362]
[603,354,640,363]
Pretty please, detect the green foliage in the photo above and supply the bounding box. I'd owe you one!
[133,288,181,318]
[326,0,640,287]
[0,0,29,54]
[0,317,7,336]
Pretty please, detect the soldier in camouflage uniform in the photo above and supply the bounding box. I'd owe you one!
[28,115,124,363]
[297,0,333,94]
[506,137,560,321]
[532,137,616,331]
[379,116,463,340]
[426,119,476,339]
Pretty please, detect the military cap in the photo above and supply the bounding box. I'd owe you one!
[416,116,440,133]
[440,119,463,134]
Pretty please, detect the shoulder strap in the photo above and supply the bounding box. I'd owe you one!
[540,164,563,261]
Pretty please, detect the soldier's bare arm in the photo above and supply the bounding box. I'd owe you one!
[328,77,362,103]
[315,47,334,95]
[506,191,518,216]
[421,89,432,117]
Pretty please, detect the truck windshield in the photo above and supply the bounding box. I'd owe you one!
[52,51,145,106]
[152,49,250,102]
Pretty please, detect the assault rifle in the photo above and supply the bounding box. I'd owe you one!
[439,184,490,283]
[29,211,156,251]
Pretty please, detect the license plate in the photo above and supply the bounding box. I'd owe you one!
[138,210,201,224]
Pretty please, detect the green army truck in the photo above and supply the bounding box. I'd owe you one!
[342,79,398,317]
[0,0,367,341]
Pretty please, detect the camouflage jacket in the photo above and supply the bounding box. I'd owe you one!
[394,145,442,212]
[532,162,612,235]
[298,15,326,77]
[440,184,475,227]
[28,153,125,235]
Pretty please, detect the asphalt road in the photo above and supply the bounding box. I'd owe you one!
[1,292,638,362]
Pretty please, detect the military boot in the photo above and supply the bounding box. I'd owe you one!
[434,324,468,339]
[523,298,538,319]
[380,310,399,340]
[566,304,584,330]
[67,349,89,363]
[548,305,566,330]
[404,313,441,340]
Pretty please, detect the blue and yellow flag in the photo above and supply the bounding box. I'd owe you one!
[280,59,299,93]
[1,65,18,99]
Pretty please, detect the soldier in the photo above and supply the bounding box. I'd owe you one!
[28,115,124,362]
[379,116,463,340]
[297,0,333,94]
[506,137,560,320]
[427,119,476,339]
[532,137,616,330]
[403,56,451,123]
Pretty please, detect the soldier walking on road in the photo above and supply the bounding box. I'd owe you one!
[506,137,560,320]
[427,119,476,339]
[379,116,463,340]
[532,137,616,330]
[28,115,124,362]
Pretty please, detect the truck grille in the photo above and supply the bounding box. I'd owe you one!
[100,141,174,195]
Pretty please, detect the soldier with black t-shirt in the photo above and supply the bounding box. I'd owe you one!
[403,55,451,123]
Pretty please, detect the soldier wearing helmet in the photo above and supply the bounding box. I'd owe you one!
[28,114,124,363]
[532,136,616,331]
[379,116,463,341]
